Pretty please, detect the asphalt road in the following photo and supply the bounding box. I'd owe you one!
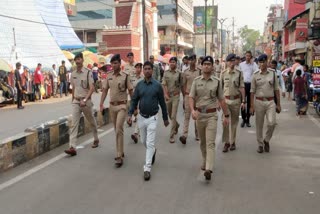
[0,98,319,214]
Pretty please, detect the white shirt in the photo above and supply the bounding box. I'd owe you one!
[181,64,189,73]
[52,69,58,83]
[239,61,259,83]
[276,69,285,92]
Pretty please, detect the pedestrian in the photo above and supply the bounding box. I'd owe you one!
[130,63,144,143]
[189,56,229,181]
[214,59,222,78]
[270,60,286,100]
[285,71,293,100]
[149,55,160,81]
[303,65,312,101]
[235,56,241,71]
[100,54,133,168]
[58,60,68,97]
[64,53,100,156]
[220,54,245,153]
[52,64,58,97]
[239,51,259,128]
[34,63,43,101]
[92,63,99,92]
[181,56,190,73]
[250,54,281,154]
[292,56,304,100]
[162,57,183,143]
[127,61,169,181]
[179,54,201,145]
[123,52,136,75]
[197,56,204,70]
[14,62,24,109]
[294,69,308,117]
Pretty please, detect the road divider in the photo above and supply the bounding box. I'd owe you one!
[0,107,110,172]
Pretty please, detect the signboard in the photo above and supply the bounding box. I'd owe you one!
[313,54,320,86]
[296,18,308,42]
[194,6,218,34]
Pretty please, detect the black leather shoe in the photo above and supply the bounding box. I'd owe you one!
[179,136,187,144]
[152,149,156,165]
[144,171,151,181]
[264,141,270,152]
[230,143,236,151]
[246,122,251,127]
[241,120,245,128]
[204,170,212,180]
[257,146,264,153]
[223,143,230,153]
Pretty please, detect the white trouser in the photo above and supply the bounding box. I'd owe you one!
[138,114,158,172]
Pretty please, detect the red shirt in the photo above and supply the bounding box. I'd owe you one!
[294,76,306,96]
[34,68,43,84]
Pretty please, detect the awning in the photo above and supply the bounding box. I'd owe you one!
[295,48,307,54]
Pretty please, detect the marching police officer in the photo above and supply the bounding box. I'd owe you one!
[123,52,136,75]
[189,56,230,181]
[179,54,201,144]
[65,53,100,156]
[162,57,183,143]
[100,54,133,167]
[250,54,281,153]
[220,54,245,152]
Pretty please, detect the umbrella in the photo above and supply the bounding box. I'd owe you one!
[62,50,75,60]
[82,50,94,56]
[97,55,106,63]
[0,59,12,72]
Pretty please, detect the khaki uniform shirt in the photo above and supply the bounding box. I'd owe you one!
[71,67,93,100]
[220,68,244,102]
[130,74,144,91]
[102,71,133,102]
[162,69,182,96]
[189,75,224,109]
[123,63,136,76]
[183,68,202,94]
[250,68,279,98]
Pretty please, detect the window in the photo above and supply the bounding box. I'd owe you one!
[76,31,84,42]
[157,4,176,16]
[69,9,112,21]
[87,32,96,43]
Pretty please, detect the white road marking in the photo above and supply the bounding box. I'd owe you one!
[0,128,114,192]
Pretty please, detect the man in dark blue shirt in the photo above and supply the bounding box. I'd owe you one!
[14,62,24,109]
[127,61,169,181]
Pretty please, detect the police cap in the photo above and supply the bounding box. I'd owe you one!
[169,57,178,62]
[226,54,236,62]
[127,52,134,57]
[201,56,214,65]
[257,54,268,62]
[189,54,197,60]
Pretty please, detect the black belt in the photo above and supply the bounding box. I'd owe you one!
[140,112,158,118]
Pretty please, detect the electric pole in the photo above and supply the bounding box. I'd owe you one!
[232,17,235,53]
[204,0,208,56]
[142,0,147,61]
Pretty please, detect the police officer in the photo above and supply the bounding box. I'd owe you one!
[179,54,201,144]
[130,63,144,143]
[189,56,230,181]
[162,57,183,143]
[123,52,136,75]
[65,53,99,156]
[221,54,245,153]
[100,54,133,167]
[250,54,281,153]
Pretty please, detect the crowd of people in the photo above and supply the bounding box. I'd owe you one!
[62,50,307,182]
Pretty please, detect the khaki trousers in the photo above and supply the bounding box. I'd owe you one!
[182,97,198,138]
[166,95,180,137]
[70,100,98,148]
[110,104,127,157]
[255,100,276,146]
[196,113,218,171]
[222,102,240,144]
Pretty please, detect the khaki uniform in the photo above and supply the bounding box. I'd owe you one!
[162,69,182,137]
[214,64,222,78]
[123,63,136,76]
[70,68,98,148]
[130,74,144,134]
[250,68,279,146]
[182,68,201,139]
[189,75,224,171]
[102,71,133,157]
[220,68,244,145]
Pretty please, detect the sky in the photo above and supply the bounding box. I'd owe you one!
[194,0,284,33]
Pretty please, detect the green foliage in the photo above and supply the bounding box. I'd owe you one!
[239,25,260,53]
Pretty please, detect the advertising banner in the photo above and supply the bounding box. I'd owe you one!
[194,6,218,34]
[313,54,320,87]
[295,18,308,42]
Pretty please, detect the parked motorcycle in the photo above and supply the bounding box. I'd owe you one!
[310,83,320,116]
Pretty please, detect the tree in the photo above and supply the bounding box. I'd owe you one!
[238,25,260,54]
